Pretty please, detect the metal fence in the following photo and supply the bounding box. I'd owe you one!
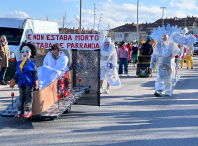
[72,50,100,106]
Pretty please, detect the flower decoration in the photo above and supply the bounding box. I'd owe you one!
[59,72,71,98]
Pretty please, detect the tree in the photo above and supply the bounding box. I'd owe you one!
[107,22,114,41]
[74,15,85,32]
[59,12,70,34]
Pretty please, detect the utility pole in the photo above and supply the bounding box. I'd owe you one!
[98,13,102,34]
[183,18,188,28]
[137,0,139,42]
[93,4,96,33]
[160,7,166,26]
[79,0,82,33]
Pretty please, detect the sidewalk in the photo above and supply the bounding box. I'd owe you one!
[0,84,9,89]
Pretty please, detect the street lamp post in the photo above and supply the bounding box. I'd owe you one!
[160,7,166,26]
[137,0,139,42]
[93,4,96,33]
[183,18,188,28]
[98,13,102,34]
[79,0,82,34]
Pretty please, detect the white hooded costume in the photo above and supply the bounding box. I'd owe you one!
[38,51,69,89]
[100,38,121,87]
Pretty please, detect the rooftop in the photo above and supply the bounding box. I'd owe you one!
[111,16,198,32]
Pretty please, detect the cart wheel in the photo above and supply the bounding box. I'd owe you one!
[85,90,90,93]
[64,106,71,114]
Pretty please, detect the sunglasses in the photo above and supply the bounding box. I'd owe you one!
[21,50,30,53]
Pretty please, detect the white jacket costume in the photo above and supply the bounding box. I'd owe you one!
[151,42,180,95]
[150,25,196,96]
[100,38,121,86]
[38,51,69,89]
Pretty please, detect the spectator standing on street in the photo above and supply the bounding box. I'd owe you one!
[140,38,153,55]
[179,47,187,68]
[115,41,118,52]
[0,35,10,85]
[186,45,194,69]
[132,41,138,67]
[117,41,129,76]
[126,42,132,64]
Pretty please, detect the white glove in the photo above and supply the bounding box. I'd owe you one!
[150,64,154,69]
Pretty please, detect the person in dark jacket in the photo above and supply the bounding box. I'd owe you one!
[141,38,153,55]
[132,41,139,67]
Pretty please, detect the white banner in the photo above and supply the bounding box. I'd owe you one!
[27,34,100,50]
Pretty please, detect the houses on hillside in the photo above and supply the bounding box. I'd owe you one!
[110,16,198,43]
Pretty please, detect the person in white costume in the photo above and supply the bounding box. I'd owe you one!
[150,34,180,97]
[150,25,196,97]
[100,38,121,94]
[38,43,68,89]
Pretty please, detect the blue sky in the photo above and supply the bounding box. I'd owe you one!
[0,0,198,30]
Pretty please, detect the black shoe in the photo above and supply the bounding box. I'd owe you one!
[191,67,193,69]
[187,67,189,69]
[0,81,7,85]
[154,91,162,97]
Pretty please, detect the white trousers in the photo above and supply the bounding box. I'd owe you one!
[155,76,172,93]
[100,66,108,81]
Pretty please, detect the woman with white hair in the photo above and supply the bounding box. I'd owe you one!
[100,38,121,94]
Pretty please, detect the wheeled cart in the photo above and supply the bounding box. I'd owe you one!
[1,49,100,120]
[136,55,152,77]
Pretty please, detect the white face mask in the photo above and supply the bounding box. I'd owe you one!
[162,41,168,46]
[21,46,31,60]
[133,44,137,47]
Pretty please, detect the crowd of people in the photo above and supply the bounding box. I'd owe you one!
[114,38,154,77]
[113,36,195,78]
[100,29,196,95]
[0,34,196,98]
[99,38,154,94]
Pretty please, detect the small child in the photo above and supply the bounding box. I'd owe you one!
[10,42,38,118]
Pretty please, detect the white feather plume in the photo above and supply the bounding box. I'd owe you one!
[186,35,196,46]
[181,27,188,35]
[179,36,187,45]
[170,32,181,44]
[150,24,181,43]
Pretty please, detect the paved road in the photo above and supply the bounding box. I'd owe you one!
[0,57,198,146]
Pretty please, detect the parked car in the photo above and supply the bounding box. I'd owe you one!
[193,41,198,55]
[0,18,59,79]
